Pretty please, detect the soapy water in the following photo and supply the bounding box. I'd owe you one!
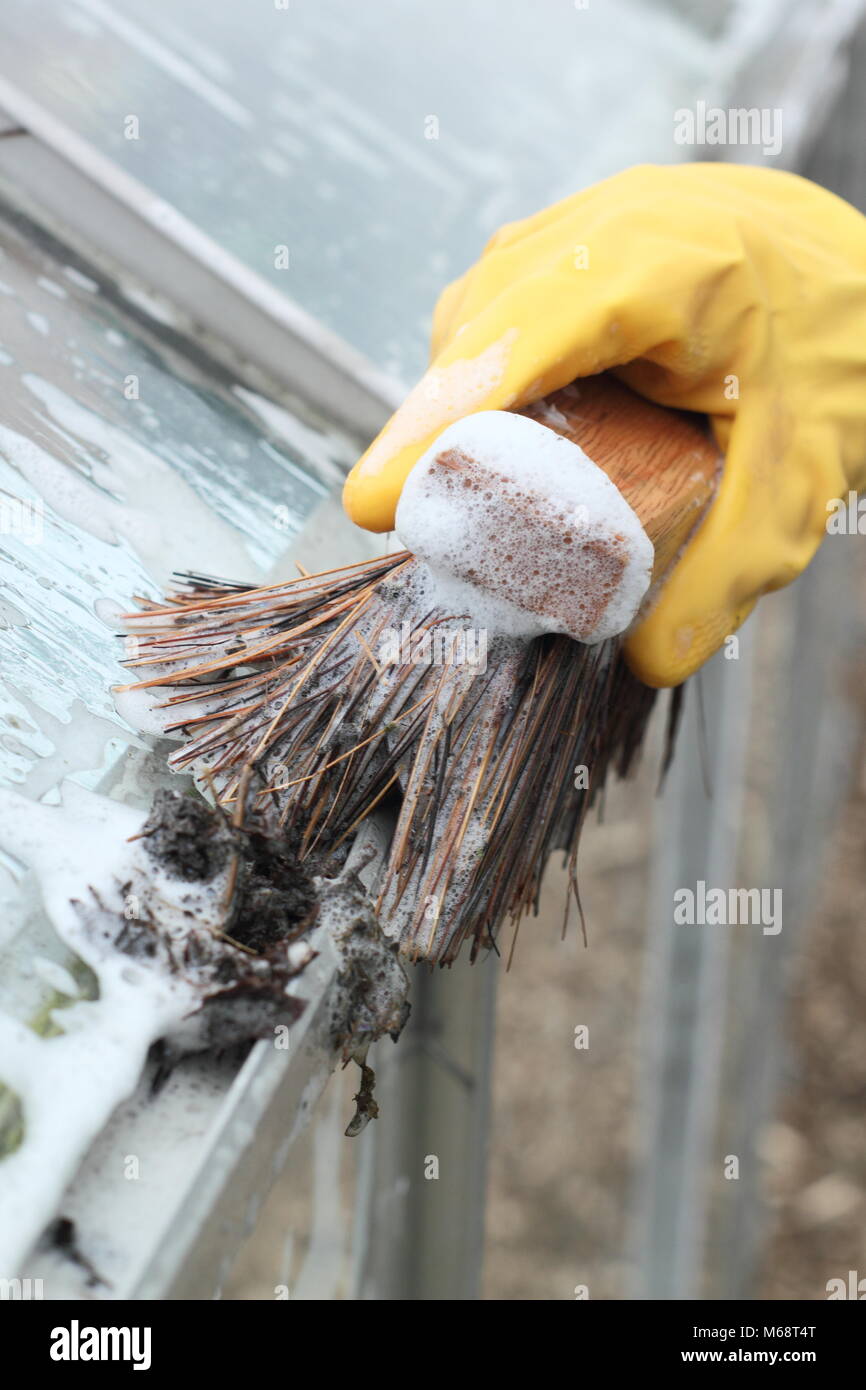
[0,778,409,1271]
[0,201,366,1270]
[395,410,654,644]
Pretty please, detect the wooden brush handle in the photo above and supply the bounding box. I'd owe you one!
[519,374,721,583]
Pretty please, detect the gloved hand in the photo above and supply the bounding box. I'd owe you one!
[343,163,866,687]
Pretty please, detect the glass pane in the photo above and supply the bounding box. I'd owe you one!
[0,0,713,379]
[0,193,355,799]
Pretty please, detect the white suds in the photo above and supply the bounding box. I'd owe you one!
[395,411,653,643]
[0,785,199,1271]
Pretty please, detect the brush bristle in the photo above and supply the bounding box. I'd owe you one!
[118,553,664,964]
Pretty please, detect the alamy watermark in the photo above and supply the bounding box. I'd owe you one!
[0,1276,43,1299]
[826,491,866,534]
[378,622,488,673]
[674,880,782,936]
[50,1320,151,1371]
[674,101,783,158]
[827,1270,866,1299]
[0,494,43,545]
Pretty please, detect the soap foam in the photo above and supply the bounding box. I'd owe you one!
[395,411,653,644]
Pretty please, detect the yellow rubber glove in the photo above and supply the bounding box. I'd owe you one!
[343,163,866,687]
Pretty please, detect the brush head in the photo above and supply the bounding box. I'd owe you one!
[117,553,661,965]
[395,411,654,644]
[117,374,711,965]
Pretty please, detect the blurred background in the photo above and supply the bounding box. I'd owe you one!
[0,0,864,1300]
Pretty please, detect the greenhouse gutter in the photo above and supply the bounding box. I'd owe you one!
[0,77,403,440]
[0,97,494,1295]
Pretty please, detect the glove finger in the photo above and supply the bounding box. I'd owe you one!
[623,395,844,686]
[344,238,740,532]
[429,269,472,362]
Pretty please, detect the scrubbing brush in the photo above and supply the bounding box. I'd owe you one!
[118,374,720,965]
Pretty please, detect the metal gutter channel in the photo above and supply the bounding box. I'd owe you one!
[0,77,403,440]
